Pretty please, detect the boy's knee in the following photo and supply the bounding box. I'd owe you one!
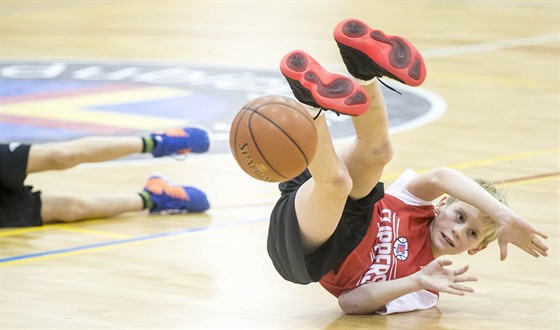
[47,149,81,170]
[318,167,354,197]
[362,141,394,167]
[376,141,394,166]
[49,199,88,222]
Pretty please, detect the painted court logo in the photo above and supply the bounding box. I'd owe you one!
[0,61,446,154]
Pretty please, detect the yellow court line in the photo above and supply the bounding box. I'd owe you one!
[0,220,130,238]
[0,227,47,237]
[448,147,559,170]
[381,147,559,182]
[1,219,266,267]
[57,226,131,239]
[1,236,160,267]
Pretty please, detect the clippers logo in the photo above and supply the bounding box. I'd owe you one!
[394,236,409,261]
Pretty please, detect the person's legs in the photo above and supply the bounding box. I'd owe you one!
[280,51,366,254]
[278,18,426,254]
[27,137,143,173]
[41,174,210,224]
[27,126,211,174]
[334,18,426,199]
[293,114,353,253]
[288,82,391,255]
[41,194,144,224]
[338,81,393,200]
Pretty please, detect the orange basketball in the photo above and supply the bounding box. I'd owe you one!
[229,95,318,182]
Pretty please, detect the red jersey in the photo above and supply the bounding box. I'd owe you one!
[319,169,439,314]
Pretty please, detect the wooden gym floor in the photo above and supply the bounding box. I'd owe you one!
[0,2,558,329]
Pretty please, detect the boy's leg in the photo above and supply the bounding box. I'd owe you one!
[334,18,426,199]
[278,19,426,253]
[41,194,144,223]
[41,174,209,223]
[27,137,143,173]
[293,114,353,253]
[289,83,388,253]
[280,51,360,254]
[338,81,393,200]
[26,127,211,174]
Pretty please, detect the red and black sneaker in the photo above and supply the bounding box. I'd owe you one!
[280,50,370,116]
[334,18,426,87]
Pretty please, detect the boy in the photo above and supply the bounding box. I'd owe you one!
[1,126,211,227]
[267,18,548,314]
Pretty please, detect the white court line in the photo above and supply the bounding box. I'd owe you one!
[422,33,558,58]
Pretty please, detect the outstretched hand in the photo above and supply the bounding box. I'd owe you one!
[416,259,477,296]
[497,214,548,261]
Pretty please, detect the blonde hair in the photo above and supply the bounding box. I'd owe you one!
[447,178,508,248]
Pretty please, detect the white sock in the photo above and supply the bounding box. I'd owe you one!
[355,78,376,86]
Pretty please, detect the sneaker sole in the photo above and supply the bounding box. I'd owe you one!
[334,18,426,86]
[280,50,370,116]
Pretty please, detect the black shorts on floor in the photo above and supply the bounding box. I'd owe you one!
[0,143,43,227]
[267,169,384,284]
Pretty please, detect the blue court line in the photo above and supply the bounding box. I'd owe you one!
[0,217,268,264]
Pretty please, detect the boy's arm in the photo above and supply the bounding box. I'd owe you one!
[338,259,475,314]
[405,167,548,260]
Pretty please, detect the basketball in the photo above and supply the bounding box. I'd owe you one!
[229,95,318,182]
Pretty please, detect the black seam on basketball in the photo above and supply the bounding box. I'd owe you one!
[234,108,275,181]
[246,109,288,180]
[234,109,272,180]
[232,108,249,165]
[242,101,315,127]
[250,107,313,167]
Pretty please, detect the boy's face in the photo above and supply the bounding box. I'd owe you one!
[429,198,489,257]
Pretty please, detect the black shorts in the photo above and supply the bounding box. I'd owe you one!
[267,169,384,284]
[0,143,43,227]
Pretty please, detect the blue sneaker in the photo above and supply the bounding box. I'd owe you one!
[144,175,210,214]
[151,126,210,158]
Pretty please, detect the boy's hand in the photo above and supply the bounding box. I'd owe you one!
[416,259,477,295]
[498,215,549,260]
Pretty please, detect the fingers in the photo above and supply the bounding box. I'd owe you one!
[499,241,508,261]
[454,274,478,283]
[526,240,548,257]
[520,244,540,257]
[507,234,549,258]
[446,283,475,295]
[437,259,453,267]
[452,264,469,276]
[531,237,549,255]
[516,238,548,257]
[534,229,548,240]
